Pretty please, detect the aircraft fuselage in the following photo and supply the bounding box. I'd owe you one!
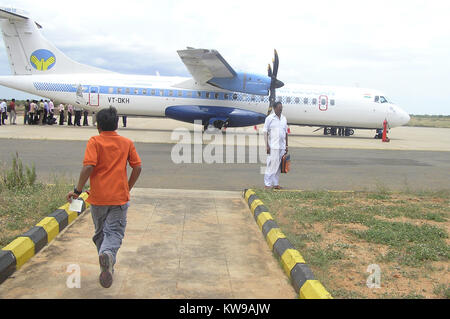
[0,73,410,130]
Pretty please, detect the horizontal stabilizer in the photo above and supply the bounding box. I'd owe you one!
[0,7,42,29]
[0,7,29,20]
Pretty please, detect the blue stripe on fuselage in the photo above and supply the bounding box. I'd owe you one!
[32,82,269,103]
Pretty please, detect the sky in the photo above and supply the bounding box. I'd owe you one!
[0,0,449,115]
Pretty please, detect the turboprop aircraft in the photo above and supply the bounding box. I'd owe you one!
[0,7,410,137]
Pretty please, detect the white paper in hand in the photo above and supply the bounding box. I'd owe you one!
[69,199,83,213]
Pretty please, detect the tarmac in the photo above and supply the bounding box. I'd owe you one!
[0,188,296,299]
[0,116,449,152]
[0,117,449,191]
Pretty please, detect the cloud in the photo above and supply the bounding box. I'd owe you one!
[0,0,449,114]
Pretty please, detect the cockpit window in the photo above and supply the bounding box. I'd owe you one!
[380,96,388,103]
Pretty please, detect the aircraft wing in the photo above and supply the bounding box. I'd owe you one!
[177,48,237,83]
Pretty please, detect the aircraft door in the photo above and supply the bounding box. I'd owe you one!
[319,95,328,111]
[89,86,100,106]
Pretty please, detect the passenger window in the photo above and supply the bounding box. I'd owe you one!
[294,97,300,104]
[159,90,163,96]
[178,91,182,97]
[375,96,379,103]
[303,97,308,104]
[134,89,138,95]
[321,99,326,105]
[286,97,291,103]
[251,95,256,102]
[108,87,114,94]
[312,98,317,105]
[197,91,202,98]
[224,93,229,99]
[330,99,335,106]
[215,93,219,99]
[187,91,192,98]
[206,92,210,98]
[169,90,173,97]
[142,89,147,95]
[151,89,155,95]
[117,88,122,94]
[125,88,130,94]
[233,93,238,100]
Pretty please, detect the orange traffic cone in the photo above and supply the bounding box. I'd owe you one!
[382,119,390,142]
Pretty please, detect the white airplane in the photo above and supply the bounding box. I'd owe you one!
[0,7,410,137]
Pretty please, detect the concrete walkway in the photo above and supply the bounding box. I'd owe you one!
[0,188,296,299]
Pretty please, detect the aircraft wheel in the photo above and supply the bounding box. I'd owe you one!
[344,128,350,136]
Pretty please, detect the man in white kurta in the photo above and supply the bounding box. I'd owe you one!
[263,102,288,189]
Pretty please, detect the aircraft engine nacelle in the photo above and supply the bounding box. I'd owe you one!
[165,105,266,127]
[207,72,270,96]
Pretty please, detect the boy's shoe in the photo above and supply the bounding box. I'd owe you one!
[99,252,113,288]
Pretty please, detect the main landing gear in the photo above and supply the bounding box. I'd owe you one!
[203,118,230,132]
[323,127,354,137]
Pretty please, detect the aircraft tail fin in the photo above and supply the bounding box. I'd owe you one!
[0,7,111,75]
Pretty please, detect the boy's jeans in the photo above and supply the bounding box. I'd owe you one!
[90,203,129,265]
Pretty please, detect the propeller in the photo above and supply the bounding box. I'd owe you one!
[267,49,284,116]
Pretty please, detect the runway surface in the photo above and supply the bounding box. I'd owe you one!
[0,139,449,191]
[0,116,449,152]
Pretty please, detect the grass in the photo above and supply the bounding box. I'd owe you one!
[406,115,450,128]
[254,188,450,299]
[0,155,73,249]
[433,284,450,299]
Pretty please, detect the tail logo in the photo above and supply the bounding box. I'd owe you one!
[30,49,56,71]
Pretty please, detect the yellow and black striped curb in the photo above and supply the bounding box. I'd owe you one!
[243,189,332,299]
[0,192,90,284]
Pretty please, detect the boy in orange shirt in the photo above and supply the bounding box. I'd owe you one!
[66,107,142,288]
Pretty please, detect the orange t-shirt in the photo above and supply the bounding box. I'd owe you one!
[83,131,141,205]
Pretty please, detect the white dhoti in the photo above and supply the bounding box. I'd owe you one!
[264,149,285,187]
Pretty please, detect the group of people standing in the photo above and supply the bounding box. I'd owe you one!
[0,98,17,125]
[26,99,57,125]
[60,103,93,127]
[0,98,95,127]
[26,100,90,126]
[1,98,128,128]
